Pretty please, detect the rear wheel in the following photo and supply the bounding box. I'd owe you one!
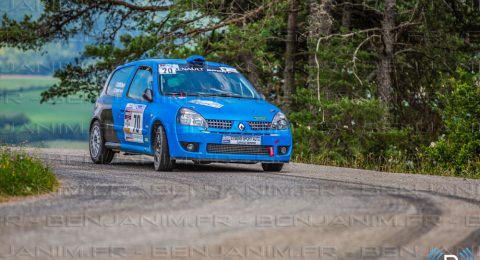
[89,121,115,164]
[261,163,284,172]
[153,125,174,171]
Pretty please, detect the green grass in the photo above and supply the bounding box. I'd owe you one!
[0,148,58,198]
[292,154,473,178]
[31,140,89,149]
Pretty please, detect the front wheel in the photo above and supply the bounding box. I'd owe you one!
[89,121,115,164]
[261,163,284,172]
[153,125,174,171]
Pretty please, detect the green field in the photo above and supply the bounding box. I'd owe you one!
[0,77,92,125]
[0,77,60,90]
[0,77,92,148]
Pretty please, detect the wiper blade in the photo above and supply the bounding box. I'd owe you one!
[165,92,199,96]
[199,93,251,99]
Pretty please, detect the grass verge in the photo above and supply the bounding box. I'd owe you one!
[292,154,473,178]
[0,148,58,200]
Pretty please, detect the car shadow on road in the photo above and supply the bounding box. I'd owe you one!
[110,160,262,173]
[175,162,262,172]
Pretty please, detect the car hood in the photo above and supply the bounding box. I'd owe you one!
[168,96,281,121]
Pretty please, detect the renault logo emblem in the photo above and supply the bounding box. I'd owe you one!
[238,123,245,131]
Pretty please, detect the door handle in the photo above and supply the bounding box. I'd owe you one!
[120,109,125,113]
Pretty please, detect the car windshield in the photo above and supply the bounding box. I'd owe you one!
[159,64,261,99]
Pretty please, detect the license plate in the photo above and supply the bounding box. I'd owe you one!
[222,135,261,145]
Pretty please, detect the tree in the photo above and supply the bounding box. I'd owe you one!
[307,0,333,99]
[282,0,299,111]
[377,0,395,104]
[0,0,285,103]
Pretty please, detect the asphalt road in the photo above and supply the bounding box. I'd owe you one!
[1,148,480,260]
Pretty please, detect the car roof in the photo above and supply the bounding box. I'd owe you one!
[116,58,233,70]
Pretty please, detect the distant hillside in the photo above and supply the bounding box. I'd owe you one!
[0,77,91,146]
[0,43,84,75]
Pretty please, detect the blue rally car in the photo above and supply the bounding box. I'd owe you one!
[89,55,292,171]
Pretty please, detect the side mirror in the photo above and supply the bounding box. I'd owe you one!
[142,88,154,102]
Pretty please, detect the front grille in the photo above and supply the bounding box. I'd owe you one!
[207,144,271,155]
[206,119,232,129]
[248,121,272,130]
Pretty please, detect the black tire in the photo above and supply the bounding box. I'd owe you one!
[153,124,174,171]
[261,163,284,172]
[89,121,115,164]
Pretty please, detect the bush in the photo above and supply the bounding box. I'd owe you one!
[426,69,480,176]
[290,88,411,168]
[0,148,58,197]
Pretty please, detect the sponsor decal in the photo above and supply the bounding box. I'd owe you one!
[158,64,239,75]
[219,67,239,73]
[189,99,223,108]
[158,64,179,74]
[123,103,146,143]
[253,116,266,121]
[222,135,261,145]
[206,67,239,74]
[178,66,204,72]
[115,82,125,88]
[113,82,126,97]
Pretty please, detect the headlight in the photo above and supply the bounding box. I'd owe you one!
[177,108,208,128]
[271,112,289,130]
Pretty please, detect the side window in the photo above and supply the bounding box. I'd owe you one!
[127,66,153,101]
[106,66,135,97]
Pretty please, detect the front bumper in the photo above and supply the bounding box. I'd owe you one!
[169,125,292,163]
